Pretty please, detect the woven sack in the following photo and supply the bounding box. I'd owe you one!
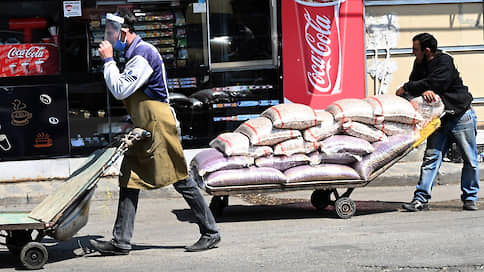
[261,103,318,130]
[273,138,320,156]
[341,121,387,143]
[285,164,361,183]
[255,154,310,171]
[209,132,250,156]
[365,94,424,125]
[326,98,382,125]
[354,134,417,180]
[319,135,374,155]
[205,167,286,187]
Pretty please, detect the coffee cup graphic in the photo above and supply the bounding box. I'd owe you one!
[11,99,33,126]
[295,0,346,95]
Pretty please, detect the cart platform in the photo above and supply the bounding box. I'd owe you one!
[0,212,44,231]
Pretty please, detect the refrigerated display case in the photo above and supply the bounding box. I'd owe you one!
[0,0,68,161]
[2,0,283,159]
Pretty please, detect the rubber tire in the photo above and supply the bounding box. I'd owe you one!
[310,190,331,210]
[20,242,48,270]
[209,196,228,218]
[334,197,356,219]
[6,230,31,255]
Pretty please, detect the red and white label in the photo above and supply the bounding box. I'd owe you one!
[282,0,366,109]
[0,44,59,77]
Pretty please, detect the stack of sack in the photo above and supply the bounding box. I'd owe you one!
[191,94,444,187]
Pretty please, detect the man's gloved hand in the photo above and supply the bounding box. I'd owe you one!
[130,128,148,139]
[121,128,151,147]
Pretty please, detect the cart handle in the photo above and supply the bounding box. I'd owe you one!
[412,110,452,148]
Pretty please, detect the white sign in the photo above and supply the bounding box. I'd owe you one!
[193,3,206,13]
[63,1,82,17]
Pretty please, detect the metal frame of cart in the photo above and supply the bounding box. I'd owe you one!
[0,129,149,270]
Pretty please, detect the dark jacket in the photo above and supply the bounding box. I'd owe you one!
[403,51,473,117]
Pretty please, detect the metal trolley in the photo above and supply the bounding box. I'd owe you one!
[0,129,150,270]
[195,118,442,220]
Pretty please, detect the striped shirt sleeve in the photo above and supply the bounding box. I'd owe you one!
[103,55,154,100]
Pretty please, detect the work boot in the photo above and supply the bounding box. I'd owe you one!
[401,199,429,212]
[463,200,478,211]
[185,235,221,252]
[90,239,130,256]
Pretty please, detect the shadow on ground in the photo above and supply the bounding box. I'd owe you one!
[172,194,483,223]
[0,234,185,269]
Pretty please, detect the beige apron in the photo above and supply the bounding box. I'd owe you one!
[119,91,188,189]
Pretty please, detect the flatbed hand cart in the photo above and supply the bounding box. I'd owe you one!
[0,129,150,270]
[195,117,443,220]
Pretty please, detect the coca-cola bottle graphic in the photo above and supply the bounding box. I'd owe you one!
[295,0,346,95]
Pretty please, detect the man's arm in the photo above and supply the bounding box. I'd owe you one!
[103,56,153,100]
[98,40,153,100]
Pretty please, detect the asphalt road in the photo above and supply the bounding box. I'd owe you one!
[1,185,484,272]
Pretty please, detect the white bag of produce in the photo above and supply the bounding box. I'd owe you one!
[326,98,382,125]
[190,148,254,177]
[308,151,362,165]
[409,95,445,125]
[249,145,273,158]
[320,135,374,155]
[303,110,339,142]
[209,132,250,156]
[354,134,417,180]
[285,164,361,183]
[273,137,319,156]
[205,167,286,187]
[365,95,424,125]
[375,121,418,136]
[261,103,318,130]
[255,154,311,171]
[341,121,387,142]
[235,116,301,146]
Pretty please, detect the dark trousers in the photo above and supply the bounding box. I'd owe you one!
[111,178,219,250]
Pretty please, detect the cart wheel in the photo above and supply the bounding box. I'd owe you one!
[334,197,356,219]
[310,189,332,210]
[6,230,32,255]
[20,242,48,270]
[209,196,228,218]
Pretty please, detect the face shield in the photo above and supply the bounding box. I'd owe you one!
[105,13,126,49]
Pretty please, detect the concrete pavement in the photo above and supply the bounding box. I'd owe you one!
[1,183,484,271]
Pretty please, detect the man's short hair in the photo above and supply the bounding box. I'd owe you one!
[413,33,438,53]
[117,8,137,33]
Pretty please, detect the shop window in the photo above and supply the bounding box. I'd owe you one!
[0,1,61,78]
[208,0,278,71]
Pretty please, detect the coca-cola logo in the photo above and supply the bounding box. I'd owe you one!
[7,46,47,59]
[303,8,335,94]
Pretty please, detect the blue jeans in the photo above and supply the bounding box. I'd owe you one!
[414,108,479,203]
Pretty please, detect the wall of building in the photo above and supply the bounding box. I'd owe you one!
[365,2,484,120]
